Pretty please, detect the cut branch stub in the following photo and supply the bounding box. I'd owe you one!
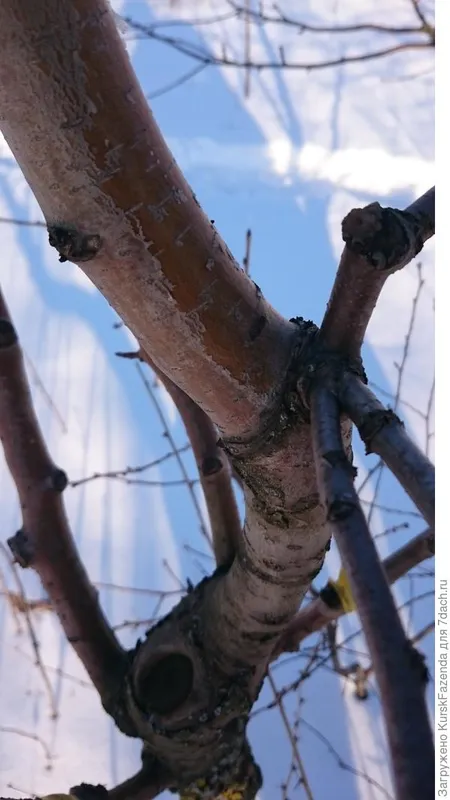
[342,201,427,272]
[48,224,102,263]
[319,188,435,356]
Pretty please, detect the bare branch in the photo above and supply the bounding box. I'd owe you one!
[133,358,212,549]
[339,374,434,526]
[0,0,297,441]
[267,670,314,800]
[275,527,434,656]
[0,542,57,717]
[228,0,433,37]
[140,349,242,567]
[319,188,435,356]
[310,385,434,800]
[0,287,126,706]
[123,18,432,72]
[70,443,191,487]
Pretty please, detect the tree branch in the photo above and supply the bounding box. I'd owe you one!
[319,188,435,356]
[228,0,433,37]
[138,348,242,567]
[0,0,333,714]
[310,385,434,800]
[0,287,126,708]
[274,526,434,656]
[122,17,432,71]
[0,0,296,441]
[338,374,435,526]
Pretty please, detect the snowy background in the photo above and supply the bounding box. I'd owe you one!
[0,1,435,798]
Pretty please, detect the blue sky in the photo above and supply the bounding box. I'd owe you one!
[0,1,434,797]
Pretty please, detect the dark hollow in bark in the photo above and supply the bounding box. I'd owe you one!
[134,653,194,715]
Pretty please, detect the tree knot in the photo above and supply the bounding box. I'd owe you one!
[358,408,403,454]
[342,202,425,272]
[288,317,367,415]
[48,224,102,263]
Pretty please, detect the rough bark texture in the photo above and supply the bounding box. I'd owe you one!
[0,0,435,797]
[0,0,295,440]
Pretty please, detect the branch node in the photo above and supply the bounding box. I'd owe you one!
[0,317,18,348]
[342,203,425,272]
[327,499,358,522]
[358,408,403,454]
[7,528,34,568]
[45,467,69,493]
[70,784,109,800]
[48,224,102,263]
[323,449,357,478]
[201,455,223,476]
[406,642,430,686]
[319,582,342,609]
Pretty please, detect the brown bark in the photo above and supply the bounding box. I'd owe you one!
[139,349,242,567]
[0,289,126,706]
[0,0,332,733]
[339,374,435,526]
[310,386,434,800]
[0,0,295,441]
[319,189,435,355]
[0,0,436,796]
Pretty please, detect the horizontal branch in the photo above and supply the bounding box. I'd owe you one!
[339,374,435,526]
[310,385,434,800]
[319,188,435,355]
[0,287,126,706]
[122,17,432,71]
[275,527,434,655]
[229,0,433,37]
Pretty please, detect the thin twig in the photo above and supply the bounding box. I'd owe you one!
[123,16,432,71]
[229,0,433,37]
[0,543,58,717]
[267,670,314,799]
[70,444,190,487]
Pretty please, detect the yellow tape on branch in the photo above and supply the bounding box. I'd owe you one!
[329,567,356,613]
